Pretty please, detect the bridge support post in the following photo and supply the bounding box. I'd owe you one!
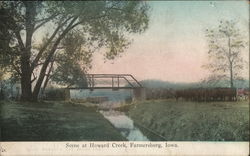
[132,88,146,101]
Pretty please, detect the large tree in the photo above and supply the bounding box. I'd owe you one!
[39,31,91,95]
[0,1,149,101]
[49,32,90,89]
[203,20,247,88]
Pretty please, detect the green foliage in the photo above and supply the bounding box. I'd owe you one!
[203,20,247,87]
[51,62,88,88]
[0,1,150,100]
[0,68,7,100]
[140,79,249,89]
[50,32,90,88]
[0,68,6,81]
[0,89,4,100]
[44,89,70,101]
[0,2,22,75]
[35,1,149,62]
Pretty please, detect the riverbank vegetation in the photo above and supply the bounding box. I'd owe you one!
[128,99,249,141]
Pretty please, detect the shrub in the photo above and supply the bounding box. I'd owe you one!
[0,89,5,100]
[44,88,70,101]
[145,88,175,100]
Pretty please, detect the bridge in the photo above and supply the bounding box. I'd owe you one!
[68,74,145,101]
[68,74,143,90]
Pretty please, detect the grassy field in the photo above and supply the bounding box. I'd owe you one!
[0,101,125,141]
[128,99,249,141]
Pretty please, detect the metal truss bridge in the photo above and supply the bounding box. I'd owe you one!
[68,74,143,90]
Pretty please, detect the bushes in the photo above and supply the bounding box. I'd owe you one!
[43,89,70,101]
[0,89,5,100]
[145,88,175,100]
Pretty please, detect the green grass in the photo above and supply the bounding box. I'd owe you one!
[128,99,249,141]
[0,101,125,141]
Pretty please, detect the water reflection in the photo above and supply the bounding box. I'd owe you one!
[70,89,132,102]
[98,101,125,110]
[100,110,149,141]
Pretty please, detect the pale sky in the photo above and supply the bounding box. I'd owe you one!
[90,1,249,83]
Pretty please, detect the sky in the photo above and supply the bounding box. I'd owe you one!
[90,1,249,83]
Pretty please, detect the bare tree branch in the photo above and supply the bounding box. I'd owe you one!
[33,17,78,96]
[31,16,74,71]
[34,13,59,31]
[31,72,37,83]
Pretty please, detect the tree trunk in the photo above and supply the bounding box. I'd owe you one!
[32,43,59,100]
[20,74,32,101]
[229,62,234,88]
[32,17,77,100]
[40,60,54,98]
[20,2,36,101]
[228,37,234,88]
[20,55,32,101]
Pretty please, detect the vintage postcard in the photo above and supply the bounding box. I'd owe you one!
[0,1,249,156]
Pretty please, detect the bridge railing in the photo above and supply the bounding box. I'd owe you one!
[69,74,143,90]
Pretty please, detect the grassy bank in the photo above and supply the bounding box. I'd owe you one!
[128,99,249,141]
[0,101,125,141]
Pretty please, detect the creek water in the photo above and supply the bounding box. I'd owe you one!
[70,89,162,141]
[97,101,167,141]
[70,89,132,102]
[100,110,149,141]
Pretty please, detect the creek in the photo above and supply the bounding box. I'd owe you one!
[100,110,149,141]
[70,89,165,141]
